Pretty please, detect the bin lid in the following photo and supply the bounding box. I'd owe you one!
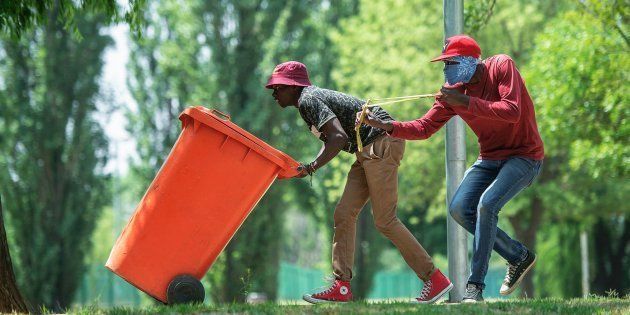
[180,106,299,178]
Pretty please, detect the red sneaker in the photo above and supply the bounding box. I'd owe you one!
[415,269,453,304]
[303,279,352,304]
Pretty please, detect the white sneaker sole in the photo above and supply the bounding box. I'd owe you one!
[413,283,453,304]
[462,298,483,303]
[303,294,349,304]
[500,255,537,296]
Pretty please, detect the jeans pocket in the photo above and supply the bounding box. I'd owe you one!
[463,159,483,178]
[526,160,543,187]
[514,157,536,170]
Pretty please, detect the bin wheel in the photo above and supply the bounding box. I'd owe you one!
[167,274,205,304]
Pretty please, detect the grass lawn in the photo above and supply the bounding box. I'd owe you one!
[69,297,630,314]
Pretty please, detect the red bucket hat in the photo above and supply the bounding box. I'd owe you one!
[431,35,481,62]
[265,61,312,89]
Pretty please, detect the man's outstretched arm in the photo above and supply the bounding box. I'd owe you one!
[358,102,455,140]
[296,117,347,177]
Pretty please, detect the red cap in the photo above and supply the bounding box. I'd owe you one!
[265,61,312,88]
[431,35,481,62]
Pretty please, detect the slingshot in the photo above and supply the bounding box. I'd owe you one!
[355,93,436,152]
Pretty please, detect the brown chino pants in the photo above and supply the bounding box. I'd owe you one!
[332,134,435,282]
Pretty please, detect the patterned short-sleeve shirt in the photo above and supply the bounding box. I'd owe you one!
[298,86,393,153]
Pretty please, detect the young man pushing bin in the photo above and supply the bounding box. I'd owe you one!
[265,61,452,304]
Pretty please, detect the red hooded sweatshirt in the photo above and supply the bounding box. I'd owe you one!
[391,54,544,160]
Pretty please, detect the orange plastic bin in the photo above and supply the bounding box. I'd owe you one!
[106,106,299,304]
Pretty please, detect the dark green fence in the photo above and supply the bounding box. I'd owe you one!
[277,262,507,300]
[77,264,143,306]
[77,261,507,306]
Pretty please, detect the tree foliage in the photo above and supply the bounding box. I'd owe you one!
[0,0,146,37]
[0,3,112,310]
[524,8,629,297]
[464,0,497,36]
[577,0,629,47]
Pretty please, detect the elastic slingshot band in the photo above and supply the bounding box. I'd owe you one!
[355,93,436,152]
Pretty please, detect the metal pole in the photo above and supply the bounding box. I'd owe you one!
[580,231,590,298]
[444,0,468,303]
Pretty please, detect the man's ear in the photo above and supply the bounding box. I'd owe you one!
[290,86,303,97]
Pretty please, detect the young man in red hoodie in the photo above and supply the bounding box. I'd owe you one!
[361,35,544,302]
[266,61,452,304]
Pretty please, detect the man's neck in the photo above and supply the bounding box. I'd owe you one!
[467,64,484,85]
[292,86,306,107]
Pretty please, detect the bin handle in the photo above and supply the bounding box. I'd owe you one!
[210,109,231,121]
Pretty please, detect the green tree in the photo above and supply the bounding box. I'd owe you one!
[0,0,145,37]
[523,8,629,297]
[0,3,112,310]
[465,0,497,36]
[474,0,571,62]
[577,0,629,47]
[126,0,213,190]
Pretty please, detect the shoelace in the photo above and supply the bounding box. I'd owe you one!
[466,285,479,295]
[314,278,338,296]
[504,263,517,282]
[418,280,432,299]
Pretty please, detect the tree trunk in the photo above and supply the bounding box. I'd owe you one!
[354,204,388,299]
[224,241,243,303]
[592,218,630,295]
[354,206,371,298]
[0,196,29,313]
[509,195,544,298]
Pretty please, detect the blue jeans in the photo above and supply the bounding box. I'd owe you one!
[449,157,543,288]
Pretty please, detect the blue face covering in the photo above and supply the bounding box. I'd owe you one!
[443,56,479,85]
